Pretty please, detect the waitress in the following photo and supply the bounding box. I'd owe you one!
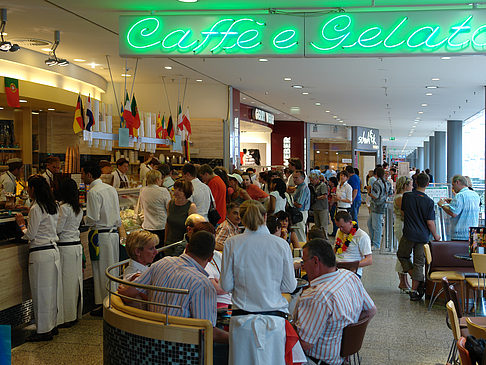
[221,200,297,365]
[55,177,84,327]
[16,175,61,342]
[112,158,129,189]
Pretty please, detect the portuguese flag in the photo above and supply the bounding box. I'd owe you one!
[4,77,20,107]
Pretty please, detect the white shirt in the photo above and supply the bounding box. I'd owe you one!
[135,184,171,230]
[335,228,372,277]
[56,203,83,242]
[42,169,54,187]
[85,179,121,229]
[123,259,149,281]
[270,191,287,213]
[0,171,16,201]
[221,225,297,312]
[205,250,232,305]
[336,182,353,209]
[112,169,129,189]
[189,178,213,220]
[22,202,59,248]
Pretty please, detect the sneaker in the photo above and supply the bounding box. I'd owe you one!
[409,290,423,301]
[417,281,426,297]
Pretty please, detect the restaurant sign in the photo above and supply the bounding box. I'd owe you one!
[352,126,380,152]
[120,10,486,57]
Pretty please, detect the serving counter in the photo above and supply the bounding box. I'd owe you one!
[0,187,142,328]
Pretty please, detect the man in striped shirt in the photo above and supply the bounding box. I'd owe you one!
[119,231,229,350]
[294,239,376,365]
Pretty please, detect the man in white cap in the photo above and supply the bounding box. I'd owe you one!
[0,158,22,201]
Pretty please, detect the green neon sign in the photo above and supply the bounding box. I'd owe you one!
[119,10,486,57]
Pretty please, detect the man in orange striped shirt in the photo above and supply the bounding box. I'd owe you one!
[294,239,376,365]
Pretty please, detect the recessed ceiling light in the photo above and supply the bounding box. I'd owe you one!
[418,111,424,114]
[431,78,440,81]
[325,110,330,113]
[1,32,7,36]
[425,93,433,96]
[302,92,309,95]
[441,56,451,60]
[121,74,131,77]
[88,62,98,69]
[426,86,438,89]
[315,102,321,106]
[316,151,320,154]
[333,115,337,118]
[258,58,268,62]
[164,66,172,70]
[73,58,86,62]
[283,77,292,81]
[196,79,203,82]
[339,120,343,123]
[421,103,428,107]
[41,47,51,52]
[292,85,303,89]
[0,107,3,110]
[242,97,246,100]
[251,101,255,104]
[19,99,27,103]
[48,108,55,111]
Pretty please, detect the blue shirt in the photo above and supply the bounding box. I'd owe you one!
[135,253,217,325]
[448,187,480,240]
[295,182,311,211]
[347,174,361,202]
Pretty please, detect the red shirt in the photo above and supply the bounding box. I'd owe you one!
[245,184,269,200]
[208,175,227,224]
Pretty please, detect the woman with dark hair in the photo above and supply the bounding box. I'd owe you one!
[227,173,251,204]
[268,177,287,214]
[241,172,268,201]
[165,179,197,244]
[213,166,231,202]
[16,175,60,341]
[275,210,301,248]
[220,200,296,365]
[56,177,84,327]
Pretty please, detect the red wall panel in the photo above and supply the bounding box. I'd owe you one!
[271,121,305,166]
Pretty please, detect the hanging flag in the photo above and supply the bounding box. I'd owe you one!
[4,77,20,108]
[177,104,184,132]
[73,94,85,134]
[182,107,192,135]
[86,95,95,131]
[131,94,141,130]
[122,92,134,135]
[156,113,163,138]
[167,115,175,141]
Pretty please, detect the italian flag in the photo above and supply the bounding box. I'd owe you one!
[4,77,20,107]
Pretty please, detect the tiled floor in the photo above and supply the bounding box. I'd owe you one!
[12,210,452,365]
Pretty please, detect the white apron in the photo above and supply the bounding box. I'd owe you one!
[29,247,63,334]
[59,244,83,322]
[229,314,286,365]
[92,232,119,305]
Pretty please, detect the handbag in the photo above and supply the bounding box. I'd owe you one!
[285,192,303,224]
[208,198,221,226]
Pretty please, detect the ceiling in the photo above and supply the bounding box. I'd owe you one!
[1,0,485,155]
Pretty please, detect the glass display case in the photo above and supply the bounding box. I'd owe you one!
[117,188,141,233]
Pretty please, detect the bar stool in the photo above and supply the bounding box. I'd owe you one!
[465,253,486,315]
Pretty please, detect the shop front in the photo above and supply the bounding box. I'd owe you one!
[271,120,306,169]
[352,126,381,178]
[309,124,350,171]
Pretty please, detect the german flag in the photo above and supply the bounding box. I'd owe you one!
[167,115,175,141]
[73,94,85,134]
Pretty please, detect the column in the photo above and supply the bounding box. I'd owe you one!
[424,141,430,171]
[434,131,446,183]
[417,147,424,171]
[447,120,462,183]
[429,135,435,179]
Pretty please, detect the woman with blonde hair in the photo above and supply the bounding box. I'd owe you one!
[394,175,413,293]
[221,200,297,365]
[123,230,159,281]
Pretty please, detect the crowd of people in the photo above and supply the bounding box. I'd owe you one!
[10,153,482,364]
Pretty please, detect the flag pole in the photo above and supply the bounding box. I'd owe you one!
[105,55,120,119]
[129,58,139,101]
[181,77,188,110]
[161,76,172,117]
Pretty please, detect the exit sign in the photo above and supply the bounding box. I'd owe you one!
[389,137,396,140]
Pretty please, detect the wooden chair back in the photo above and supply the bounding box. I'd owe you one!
[472,254,486,275]
[340,317,371,358]
[424,244,432,266]
[466,317,486,340]
[449,285,464,319]
[337,260,360,274]
[446,300,462,341]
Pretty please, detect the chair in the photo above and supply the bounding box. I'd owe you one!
[425,244,466,311]
[337,260,360,274]
[457,336,473,365]
[340,316,371,365]
[465,253,486,314]
[466,317,486,340]
[447,300,465,365]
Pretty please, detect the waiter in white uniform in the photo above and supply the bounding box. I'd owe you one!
[112,158,130,189]
[221,200,297,365]
[42,156,61,189]
[0,157,22,201]
[16,175,61,342]
[82,161,121,316]
[56,177,84,327]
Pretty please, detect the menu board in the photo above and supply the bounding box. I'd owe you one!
[424,186,449,204]
[397,162,409,178]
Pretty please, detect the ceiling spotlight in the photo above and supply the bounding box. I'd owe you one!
[196,79,203,82]
[425,93,433,96]
[441,56,451,60]
[0,107,4,110]
[284,77,292,81]
[302,92,309,95]
[0,9,20,52]
[31,112,39,115]
[431,78,440,81]
[121,74,132,77]
[258,58,268,62]
[44,30,69,67]
[292,85,303,89]
[164,66,172,70]
[315,102,321,106]
[421,103,428,107]
[73,58,86,62]
[47,108,55,111]
[418,111,424,114]
[19,99,27,103]
[325,110,330,113]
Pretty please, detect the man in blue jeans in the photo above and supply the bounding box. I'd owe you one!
[346,166,362,224]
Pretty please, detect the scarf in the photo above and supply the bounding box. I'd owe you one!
[334,221,358,254]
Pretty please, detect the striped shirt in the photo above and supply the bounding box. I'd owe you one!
[448,187,480,240]
[134,253,217,326]
[215,219,240,251]
[294,269,375,365]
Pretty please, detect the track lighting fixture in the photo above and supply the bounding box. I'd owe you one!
[0,9,19,52]
[44,30,69,66]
